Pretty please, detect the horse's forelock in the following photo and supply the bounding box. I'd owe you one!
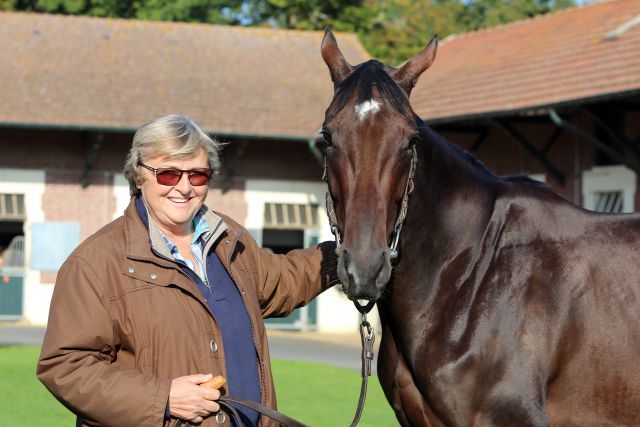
[330,60,411,117]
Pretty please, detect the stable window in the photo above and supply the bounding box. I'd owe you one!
[593,191,624,213]
[0,194,25,220]
[263,203,319,229]
[582,166,636,213]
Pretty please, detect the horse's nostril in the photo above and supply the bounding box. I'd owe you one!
[342,249,350,266]
[348,272,356,287]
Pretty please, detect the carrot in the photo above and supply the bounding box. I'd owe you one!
[201,375,226,390]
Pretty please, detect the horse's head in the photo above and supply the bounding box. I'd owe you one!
[320,29,437,302]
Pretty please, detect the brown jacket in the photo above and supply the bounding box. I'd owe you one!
[37,198,336,427]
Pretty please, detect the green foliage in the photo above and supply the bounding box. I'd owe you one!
[242,0,577,65]
[7,0,244,24]
[3,0,578,63]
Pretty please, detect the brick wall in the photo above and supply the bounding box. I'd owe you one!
[207,181,248,225]
[439,117,597,207]
[43,170,117,239]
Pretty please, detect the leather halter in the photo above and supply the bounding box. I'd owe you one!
[319,145,417,425]
[323,145,418,263]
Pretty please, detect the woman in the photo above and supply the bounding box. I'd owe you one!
[37,115,338,426]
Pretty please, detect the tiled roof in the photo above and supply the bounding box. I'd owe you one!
[412,0,640,123]
[0,13,368,139]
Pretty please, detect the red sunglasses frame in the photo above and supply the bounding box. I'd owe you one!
[138,163,212,186]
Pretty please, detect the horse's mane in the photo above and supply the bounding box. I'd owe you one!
[331,60,410,115]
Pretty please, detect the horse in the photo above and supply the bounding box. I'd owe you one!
[319,29,640,426]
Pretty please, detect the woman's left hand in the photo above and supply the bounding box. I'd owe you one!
[169,374,221,424]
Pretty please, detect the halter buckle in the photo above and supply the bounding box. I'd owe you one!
[331,225,342,255]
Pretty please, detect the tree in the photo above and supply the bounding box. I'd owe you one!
[2,0,578,63]
[3,0,244,24]
[238,0,577,65]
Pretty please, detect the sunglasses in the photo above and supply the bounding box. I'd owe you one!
[138,163,212,186]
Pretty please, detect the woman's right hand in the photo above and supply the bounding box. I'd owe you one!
[169,374,221,424]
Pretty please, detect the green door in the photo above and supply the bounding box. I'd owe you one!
[0,232,25,321]
[0,275,23,320]
[262,228,319,331]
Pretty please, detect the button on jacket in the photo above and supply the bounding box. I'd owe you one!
[37,197,337,427]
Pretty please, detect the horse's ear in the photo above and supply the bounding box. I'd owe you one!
[392,34,438,95]
[321,28,353,86]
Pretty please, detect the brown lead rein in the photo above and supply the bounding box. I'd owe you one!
[172,318,375,427]
[172,395,308,427]
[349,306,376,427]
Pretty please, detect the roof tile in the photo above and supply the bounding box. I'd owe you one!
[0,13,368,138]
[411,0,640,122]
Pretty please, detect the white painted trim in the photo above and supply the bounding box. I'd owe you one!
[244,180,333,245]
[582,166,636,213]
[113,173,131,219]
[0,168,48,324]
[243,179,380,333]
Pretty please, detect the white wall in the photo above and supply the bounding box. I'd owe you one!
[0,169,48,325]
[113,173,131,219]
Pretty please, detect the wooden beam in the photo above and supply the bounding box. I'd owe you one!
[494,120,565,185]
[549,109,640,172]
[541,127,563,155]
[469,128,488,153]
[583,108,639,157]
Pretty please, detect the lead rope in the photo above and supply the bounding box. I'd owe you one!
[172,395,308,427]
[322,146,416,425]
[349,309,376,427]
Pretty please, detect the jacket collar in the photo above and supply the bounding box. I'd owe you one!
[124,196,228,264]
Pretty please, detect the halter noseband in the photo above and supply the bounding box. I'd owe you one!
[323,145,418,262]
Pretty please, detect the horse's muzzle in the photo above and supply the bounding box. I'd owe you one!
[337,247,392,301]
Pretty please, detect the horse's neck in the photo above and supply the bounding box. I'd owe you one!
[404,126,500,265]
[380,128,500,347]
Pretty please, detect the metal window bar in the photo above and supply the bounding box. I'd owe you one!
[594,191,624,213]
[2,236,24,267]
[0,194,26,220]
[264,203,320,229]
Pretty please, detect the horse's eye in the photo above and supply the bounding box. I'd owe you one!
[321,130,333,148]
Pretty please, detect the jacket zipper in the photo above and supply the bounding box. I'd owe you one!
[224,232,269,427]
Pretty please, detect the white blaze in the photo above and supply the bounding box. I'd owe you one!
[354,100,381,120]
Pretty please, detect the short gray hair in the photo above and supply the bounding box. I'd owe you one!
[124,115,221,196]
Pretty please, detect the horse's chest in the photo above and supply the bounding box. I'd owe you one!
[380,317,490,426]
[379,319,484,426]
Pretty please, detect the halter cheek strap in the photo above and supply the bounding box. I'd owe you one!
[323,145,417,261]
[321,146,417,427]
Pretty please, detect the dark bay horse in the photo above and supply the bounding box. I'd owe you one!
[319,29,640,426]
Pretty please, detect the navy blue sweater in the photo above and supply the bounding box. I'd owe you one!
[136,198,260,426]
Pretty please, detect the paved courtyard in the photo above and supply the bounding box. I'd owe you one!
[0,325,379,373]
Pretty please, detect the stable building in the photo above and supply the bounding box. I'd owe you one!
[0,12,369,328]
[413,0,640,213]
